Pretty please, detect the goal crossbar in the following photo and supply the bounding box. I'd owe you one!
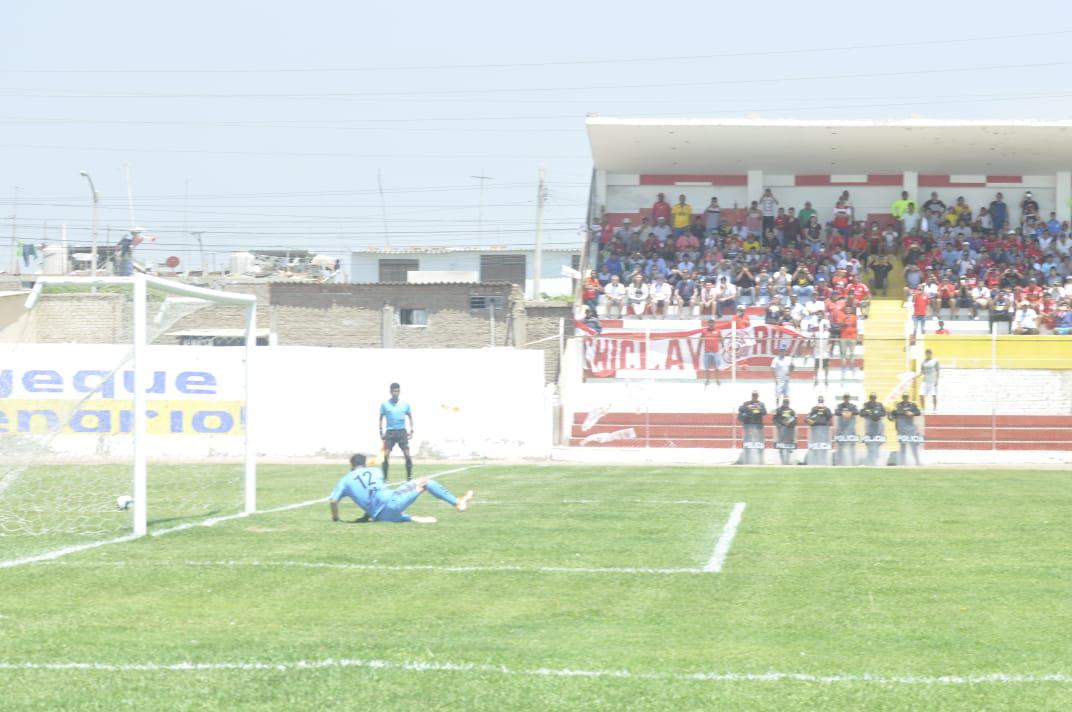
[23,273,257,537]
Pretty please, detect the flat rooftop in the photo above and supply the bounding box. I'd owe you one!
[586,117,1072,174]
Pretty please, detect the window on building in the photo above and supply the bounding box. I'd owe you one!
[378,258,419,282]
[479,254,525,285]
[398,308,428,326]
[469,295,507,312]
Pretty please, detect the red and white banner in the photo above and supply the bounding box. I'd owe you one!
[577,322,810,379]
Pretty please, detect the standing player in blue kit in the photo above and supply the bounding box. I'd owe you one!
[379,382,414,482]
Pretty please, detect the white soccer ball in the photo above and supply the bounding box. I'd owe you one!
[116,495,134,511]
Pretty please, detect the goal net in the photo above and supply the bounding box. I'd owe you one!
[0,274,256,564]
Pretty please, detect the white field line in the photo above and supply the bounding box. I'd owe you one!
[0,658,1068,685]
[477,499,712,506]
[0,534,141,570]
[44,560,703,576]
[0,466,26,497]
[704,502,747,573]
[0,465,480,569]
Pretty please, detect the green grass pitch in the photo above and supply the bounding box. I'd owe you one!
[1,463,1071,710]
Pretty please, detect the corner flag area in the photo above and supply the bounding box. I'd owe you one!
[2,463,1070,710]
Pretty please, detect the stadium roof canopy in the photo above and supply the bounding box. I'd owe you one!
[585,118,1072,175]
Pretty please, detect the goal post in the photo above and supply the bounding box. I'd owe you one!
[16,273,257,540]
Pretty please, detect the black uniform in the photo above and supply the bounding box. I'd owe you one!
[805,404,833,465]
[737,399,768,465]
[890,399,923,466]
[806,405,832,426]
[834,401,859,466]
[860,399,887,466]
[772,405,798,465]
[737,399,767,425]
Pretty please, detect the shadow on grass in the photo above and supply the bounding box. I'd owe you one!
[147,510,223,528]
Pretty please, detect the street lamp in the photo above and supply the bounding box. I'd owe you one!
[79,170,99,277]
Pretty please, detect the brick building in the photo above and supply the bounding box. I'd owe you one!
[0,279,576,381]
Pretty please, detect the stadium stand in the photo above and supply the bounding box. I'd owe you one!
[588,188,1072,336]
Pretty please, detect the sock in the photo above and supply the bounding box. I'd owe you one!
[405,460,413,481]
[382,459,389,482]
[423,480,457,506]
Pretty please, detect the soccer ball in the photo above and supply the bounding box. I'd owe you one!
[116,495,134,511]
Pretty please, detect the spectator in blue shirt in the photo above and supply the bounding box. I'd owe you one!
[1046,212,1062,235]
[644,255,669,280]
[604,254,623,277]
[989,193,1008,233]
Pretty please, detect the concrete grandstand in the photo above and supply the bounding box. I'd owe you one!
[555,118,1072,463]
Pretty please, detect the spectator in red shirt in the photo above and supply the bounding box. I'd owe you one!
[847,233,868,258]
[829,230,846,252]
[848,277,871,318]
[599,216,613,246]
[912,288,930,335]
[936,277,957,320]
[1023,278,1043,306]
[935,320,950,334]
[832,201,852,237]
[675,231,700,256]
[582,270,602,313]
[701,318,722,386]
[835,306,859,379]
[732,305,750,331]
[652,193,672,224]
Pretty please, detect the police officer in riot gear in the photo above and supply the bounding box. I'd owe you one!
[772,397,798,465]
[805,395,833,465]
[834,393,859,466]
[859,392,887,466]
[737,390,767,465]
[889,393,923,466]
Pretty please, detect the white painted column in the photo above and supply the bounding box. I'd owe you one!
[592,169,608,219]
[902,171,919,202]
[1057,171,1071,223]
[746,169,764,206]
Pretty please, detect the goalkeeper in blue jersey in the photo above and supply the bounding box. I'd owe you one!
[328,454,473,524]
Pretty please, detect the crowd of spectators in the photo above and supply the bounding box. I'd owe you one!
[586,188,1072,336]
[895,190,1072,335]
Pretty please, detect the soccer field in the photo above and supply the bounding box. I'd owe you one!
[2,463,1071,711]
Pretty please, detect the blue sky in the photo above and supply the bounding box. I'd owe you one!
[3,0,1071,272]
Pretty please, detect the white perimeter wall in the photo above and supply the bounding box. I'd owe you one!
[939,369,1072,415]
[0,345,551,460]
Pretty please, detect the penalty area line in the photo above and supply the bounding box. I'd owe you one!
[0,465,481,570]
[704,502,746,573]
[44,560,704,576]
[0,658,1069,685]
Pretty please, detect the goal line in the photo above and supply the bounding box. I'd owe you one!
[0,657,1068,685]
[0,465,480,569]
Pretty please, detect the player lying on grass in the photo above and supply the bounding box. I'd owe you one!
[328,453,474,524]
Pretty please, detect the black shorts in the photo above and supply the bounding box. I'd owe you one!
[383,429,410,450]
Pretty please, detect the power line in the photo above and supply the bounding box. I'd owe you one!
[0,62,1068,119]
[0,144,589,160]
[2,30,1068,74]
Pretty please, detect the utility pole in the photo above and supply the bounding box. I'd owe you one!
[79,172,99,276]
[191,231,206,273]
[9,186,17,274]
[533,165,547,301]
[377,169,390,248]
[472,174,492,239]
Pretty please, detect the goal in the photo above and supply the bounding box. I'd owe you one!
[0,273,256,563]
